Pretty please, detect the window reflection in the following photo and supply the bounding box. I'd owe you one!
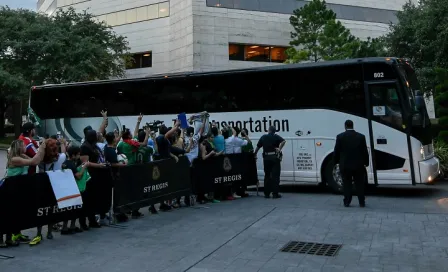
[229,43,287,63]
[370,84,403,130]
[127,52,152,69]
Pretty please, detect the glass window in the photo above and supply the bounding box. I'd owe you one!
[127,52,152,70]
[258,0,296,14]
[233,0,259,10]
[270,47,287,63]
[229,43,287,63]
[115,11,126,26]
[126,9,137,24]
[106,12,118,26]
[229,44,244,60]
[369,83,403,130]
[136,6,147,21]
[147,4,159,19]
[217,0,234,8]
[159,2,170,18]
[245,45,270,62]
[206,0,220,7]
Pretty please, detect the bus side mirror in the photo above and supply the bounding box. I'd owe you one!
[415,95,425,110]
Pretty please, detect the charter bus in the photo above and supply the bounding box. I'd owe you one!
[30,57,439,193]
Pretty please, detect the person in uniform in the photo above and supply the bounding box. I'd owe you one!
[333,120,369,207]
[254,126,286,199]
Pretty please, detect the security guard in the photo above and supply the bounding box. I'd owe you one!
[254,126,286,199]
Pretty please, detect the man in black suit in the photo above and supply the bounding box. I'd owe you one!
[333,120,369,207]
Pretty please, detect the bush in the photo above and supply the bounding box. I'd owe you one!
[435,140,448,177]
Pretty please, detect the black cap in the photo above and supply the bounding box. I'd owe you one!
[22,122,35,133]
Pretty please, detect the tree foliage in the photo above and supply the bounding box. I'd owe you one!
[286,0,384,63]
[384,0,448,94]
[0,6,130,135]
[434,68,448,142]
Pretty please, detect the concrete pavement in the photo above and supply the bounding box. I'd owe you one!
[1,149,448,272]
[2,181,448,272]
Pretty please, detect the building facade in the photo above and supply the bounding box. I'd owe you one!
[37,0,435,117]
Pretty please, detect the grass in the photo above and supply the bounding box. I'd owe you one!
[0,136,15,146]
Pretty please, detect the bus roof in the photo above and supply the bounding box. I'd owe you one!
[32,57,400,90]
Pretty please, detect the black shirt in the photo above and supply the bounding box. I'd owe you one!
[257,133,285,153]
[104,146,119,164]
[62,159,78,177]
[80,143,100,163]
[156,135,171,159]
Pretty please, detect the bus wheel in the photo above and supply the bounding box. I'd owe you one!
[324,159,343,194]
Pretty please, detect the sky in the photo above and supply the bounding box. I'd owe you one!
[0,0,36,10]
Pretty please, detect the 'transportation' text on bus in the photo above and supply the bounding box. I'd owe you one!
[30,57,439,192]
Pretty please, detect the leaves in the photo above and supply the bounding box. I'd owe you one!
[384,0,448,94]
[0,6,130,107]
[287,0,384,63]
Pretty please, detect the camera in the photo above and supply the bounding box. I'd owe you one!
[145,120,164,131]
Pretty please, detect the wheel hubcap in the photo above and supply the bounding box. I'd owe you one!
[332,164,343,187]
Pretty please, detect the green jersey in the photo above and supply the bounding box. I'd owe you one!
[136,145,153,164]
[117,139,137,165]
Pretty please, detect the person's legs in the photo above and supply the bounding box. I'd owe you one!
[271,160,281,198]
[342,170,353,206]
[131,209,144,218]
[263,159,274,198]
[4,233,18,247]
[88,215,101,228]
[354,168,366,206]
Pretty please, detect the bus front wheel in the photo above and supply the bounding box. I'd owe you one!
[323,159,344,194]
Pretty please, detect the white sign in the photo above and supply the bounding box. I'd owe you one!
[373,106,386,116]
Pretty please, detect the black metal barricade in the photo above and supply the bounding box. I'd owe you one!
[112,156,191,213]
[192,153,258,194]
[0,169,111,233]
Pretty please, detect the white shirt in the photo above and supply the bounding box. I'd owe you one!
[39,153,67,172]
[225,136,248,154]
[185,134,200,163]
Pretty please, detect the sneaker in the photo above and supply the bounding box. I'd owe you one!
[131,211,144,219]
[5,240,19,247]
[12,233,30,243]
[99,218,109,226]
[272,194,282,199]
[232,193,241,199]
[52,224,62,232]
[80,224,90,231]
[89,222,101,229]
[160,204,172,211]
[61,229,74,235]
[29,235,42,246]
[212,199,221,203]
[226,196,235,201]
[46,232,53,240]
[149,206,159,214]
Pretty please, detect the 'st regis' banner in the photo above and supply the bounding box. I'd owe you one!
[0,170,111,233]
[192,153,258,193]
[112,156,191,212]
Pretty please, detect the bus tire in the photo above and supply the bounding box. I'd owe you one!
[323,159,343,194]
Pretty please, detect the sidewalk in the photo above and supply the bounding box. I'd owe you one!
[2,183,448,272]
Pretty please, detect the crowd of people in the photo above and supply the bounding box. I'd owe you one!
[0,111,255,248]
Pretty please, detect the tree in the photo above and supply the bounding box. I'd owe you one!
[384,0,448,95]
[0,7,130,136]
[287,0,359,63]
[352,37,388,58]
[435,68,448,142]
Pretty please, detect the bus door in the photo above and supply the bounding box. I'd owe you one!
[365,81,413,185]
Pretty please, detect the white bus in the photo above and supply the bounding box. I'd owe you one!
[31,57,439,193]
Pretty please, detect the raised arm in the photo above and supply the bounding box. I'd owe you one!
[165,119,180,139]
[10,142,46,167]
[98,111,108,135]
[134,114,143,138]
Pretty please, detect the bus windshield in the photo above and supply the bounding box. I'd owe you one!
[398,62,432,145]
